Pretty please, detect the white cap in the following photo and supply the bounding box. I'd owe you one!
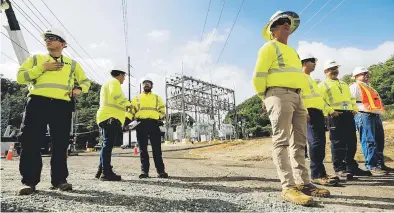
[323,60,341,70]
[141,76,153,84]
[352,67,369,77]
[41,27,67,43]
[262,11,300,41]
[300,53,318,62]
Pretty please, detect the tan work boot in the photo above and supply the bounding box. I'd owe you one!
[311,175,339,186]
[281,188,314,206]
[296,183,330,198]
[18,185,36,196]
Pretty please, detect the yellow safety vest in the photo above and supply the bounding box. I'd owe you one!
[96,78,131,126]
[318,79,357,111]
[131,92,165,120]
[301,74,334,116]
[17,54,90,101]
[253,40,307,100]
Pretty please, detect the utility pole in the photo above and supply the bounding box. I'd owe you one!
[128,56,131,147]
[181,61,185,140]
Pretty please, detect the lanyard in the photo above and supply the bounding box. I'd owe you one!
[335,80,343,94]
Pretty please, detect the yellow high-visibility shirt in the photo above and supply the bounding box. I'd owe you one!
[96,78,131,126]
[253,40,307,100]
[301,74,334,116]
[131,92,165,120]
[318,79,357,111]
[17,54,90,101]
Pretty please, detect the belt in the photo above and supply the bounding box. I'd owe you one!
[267,87,301,94]
[359,111,380,116]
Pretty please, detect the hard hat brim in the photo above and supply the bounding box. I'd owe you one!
[324,64,341,70]
[301,57,318,62]
[262,11,300,41]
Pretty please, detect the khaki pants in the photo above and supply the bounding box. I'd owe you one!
[264,88,310,189]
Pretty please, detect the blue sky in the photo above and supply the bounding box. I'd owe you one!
[1,0,394,103]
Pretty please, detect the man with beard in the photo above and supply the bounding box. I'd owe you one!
[318,60,371,180]
[300,54,340,186]
[350,67,394,175]
[130,77,167,179]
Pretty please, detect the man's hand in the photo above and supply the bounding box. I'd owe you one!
[65,88,82,98]
[330,111,342,117]
[126,105,131,112]
[43,60,64,71]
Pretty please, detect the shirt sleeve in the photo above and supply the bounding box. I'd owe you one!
[252,43,275,100]
[17,55,46,84]
[74,62,91,93]
[318,82,334,116]
[157,96,166,119]
[109,81,131,108]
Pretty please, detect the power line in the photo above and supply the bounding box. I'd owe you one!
[192,0,212,73]
[299,0,315,15]
[26,0,53,27]
[1,52,19,64]
[209,0,244,79]
[1,31,31,55]
[203,0,226,69]
[19,22,46,48]
[10,0,44,32]
[303,0,332,26]
[20,0,50,29]
[40,0,106,74]
[304,0,346,35]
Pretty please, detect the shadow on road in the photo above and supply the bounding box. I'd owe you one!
[168,175,280,183]
[39,189,243,212]
[341,175,394,186]
[330,194,394,204]
[124,179,279,194]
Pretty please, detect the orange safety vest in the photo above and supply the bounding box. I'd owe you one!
[357,82,384,112]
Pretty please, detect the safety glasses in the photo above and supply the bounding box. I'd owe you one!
[304,58,316,64]
[271,18,291,30]
[44,35,64,42]
[328,66,339,71]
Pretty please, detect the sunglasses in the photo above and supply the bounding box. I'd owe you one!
[270,18,291,30]
[44,35,64,42]
[303,58,316,64]
[328,66,339,71]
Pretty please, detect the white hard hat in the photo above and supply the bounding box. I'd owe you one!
[299,53,318,62]
[141,76,153,84]
[110,65,127,73]
[262,11,300,41]
[41,27,67,43]
[352,67,369,77]
[323,60,341,70]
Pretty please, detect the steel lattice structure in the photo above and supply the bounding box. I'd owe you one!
[165,75,237,139]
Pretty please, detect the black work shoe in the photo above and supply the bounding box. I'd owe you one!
[51,182,72,191]
[18,185,36,195]
[369,168,389,176]
[158,172,169,178]
[139,173,149,179]
[380,165,394,173]
[349,168,372,177]
[335,171,354,180]
[95,168,102,179]
[100,167,121,181]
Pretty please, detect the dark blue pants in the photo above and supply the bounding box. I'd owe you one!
[307,108,327,179]
[327,111,359,172]
[98,118,121,173]
[136,119,165,174]
[354,112,385,170]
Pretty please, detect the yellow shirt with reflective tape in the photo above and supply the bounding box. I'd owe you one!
[96,78,131,126]
[301,74,334,116]
[17,54,90,101]
[131,92,165,120]
[253,40,307,100]
[318,79,357,111]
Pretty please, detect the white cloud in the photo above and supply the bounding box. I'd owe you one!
[89,41,108,50]
[297,41,394,81]
[146,30,171,42]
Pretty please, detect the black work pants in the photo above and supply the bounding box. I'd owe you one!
[136,119,165,174]
[328,110,359,172]
[307,108,327,179]
[19,95,72,186]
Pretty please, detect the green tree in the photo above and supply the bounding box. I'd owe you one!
[369,56,394,105]
[341,74,354,85]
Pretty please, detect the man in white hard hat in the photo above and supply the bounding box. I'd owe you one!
[16,27,91,195]
[350,67,393,175]
[253,11,329,206]
[318,60,371,180]
[300,53,340,186]
[130,77,167,179]
[95,66,132,181]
